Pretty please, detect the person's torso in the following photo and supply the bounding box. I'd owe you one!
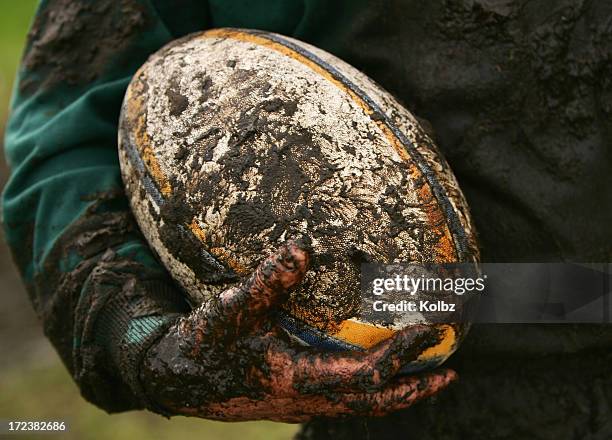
[202,0,612,358]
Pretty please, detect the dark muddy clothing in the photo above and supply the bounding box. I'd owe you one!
[2,0,611,438]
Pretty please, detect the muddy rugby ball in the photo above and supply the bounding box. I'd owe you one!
[118,29,479,372]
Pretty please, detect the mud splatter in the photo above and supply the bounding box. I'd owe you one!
[166,78,189,116]
[21,0,149,93]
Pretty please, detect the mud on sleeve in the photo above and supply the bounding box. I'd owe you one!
[1,0,208,412]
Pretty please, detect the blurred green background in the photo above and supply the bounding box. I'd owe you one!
[0,2,298,439]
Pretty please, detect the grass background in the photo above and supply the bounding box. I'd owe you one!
[0,1,298,438]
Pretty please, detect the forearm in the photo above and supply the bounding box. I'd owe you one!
[50,200,187,411]
[2,0,208,411]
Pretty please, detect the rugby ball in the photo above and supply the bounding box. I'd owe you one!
[118,29,479,372]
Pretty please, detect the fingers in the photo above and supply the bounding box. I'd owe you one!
[316,369,457,418]
[266,325,444,394]
[207,240,309,334]
[183,369,457,422]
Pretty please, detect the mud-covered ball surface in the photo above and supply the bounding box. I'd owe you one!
[118,28,479,332]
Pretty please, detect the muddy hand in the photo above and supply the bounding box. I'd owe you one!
[140,240,457,422]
